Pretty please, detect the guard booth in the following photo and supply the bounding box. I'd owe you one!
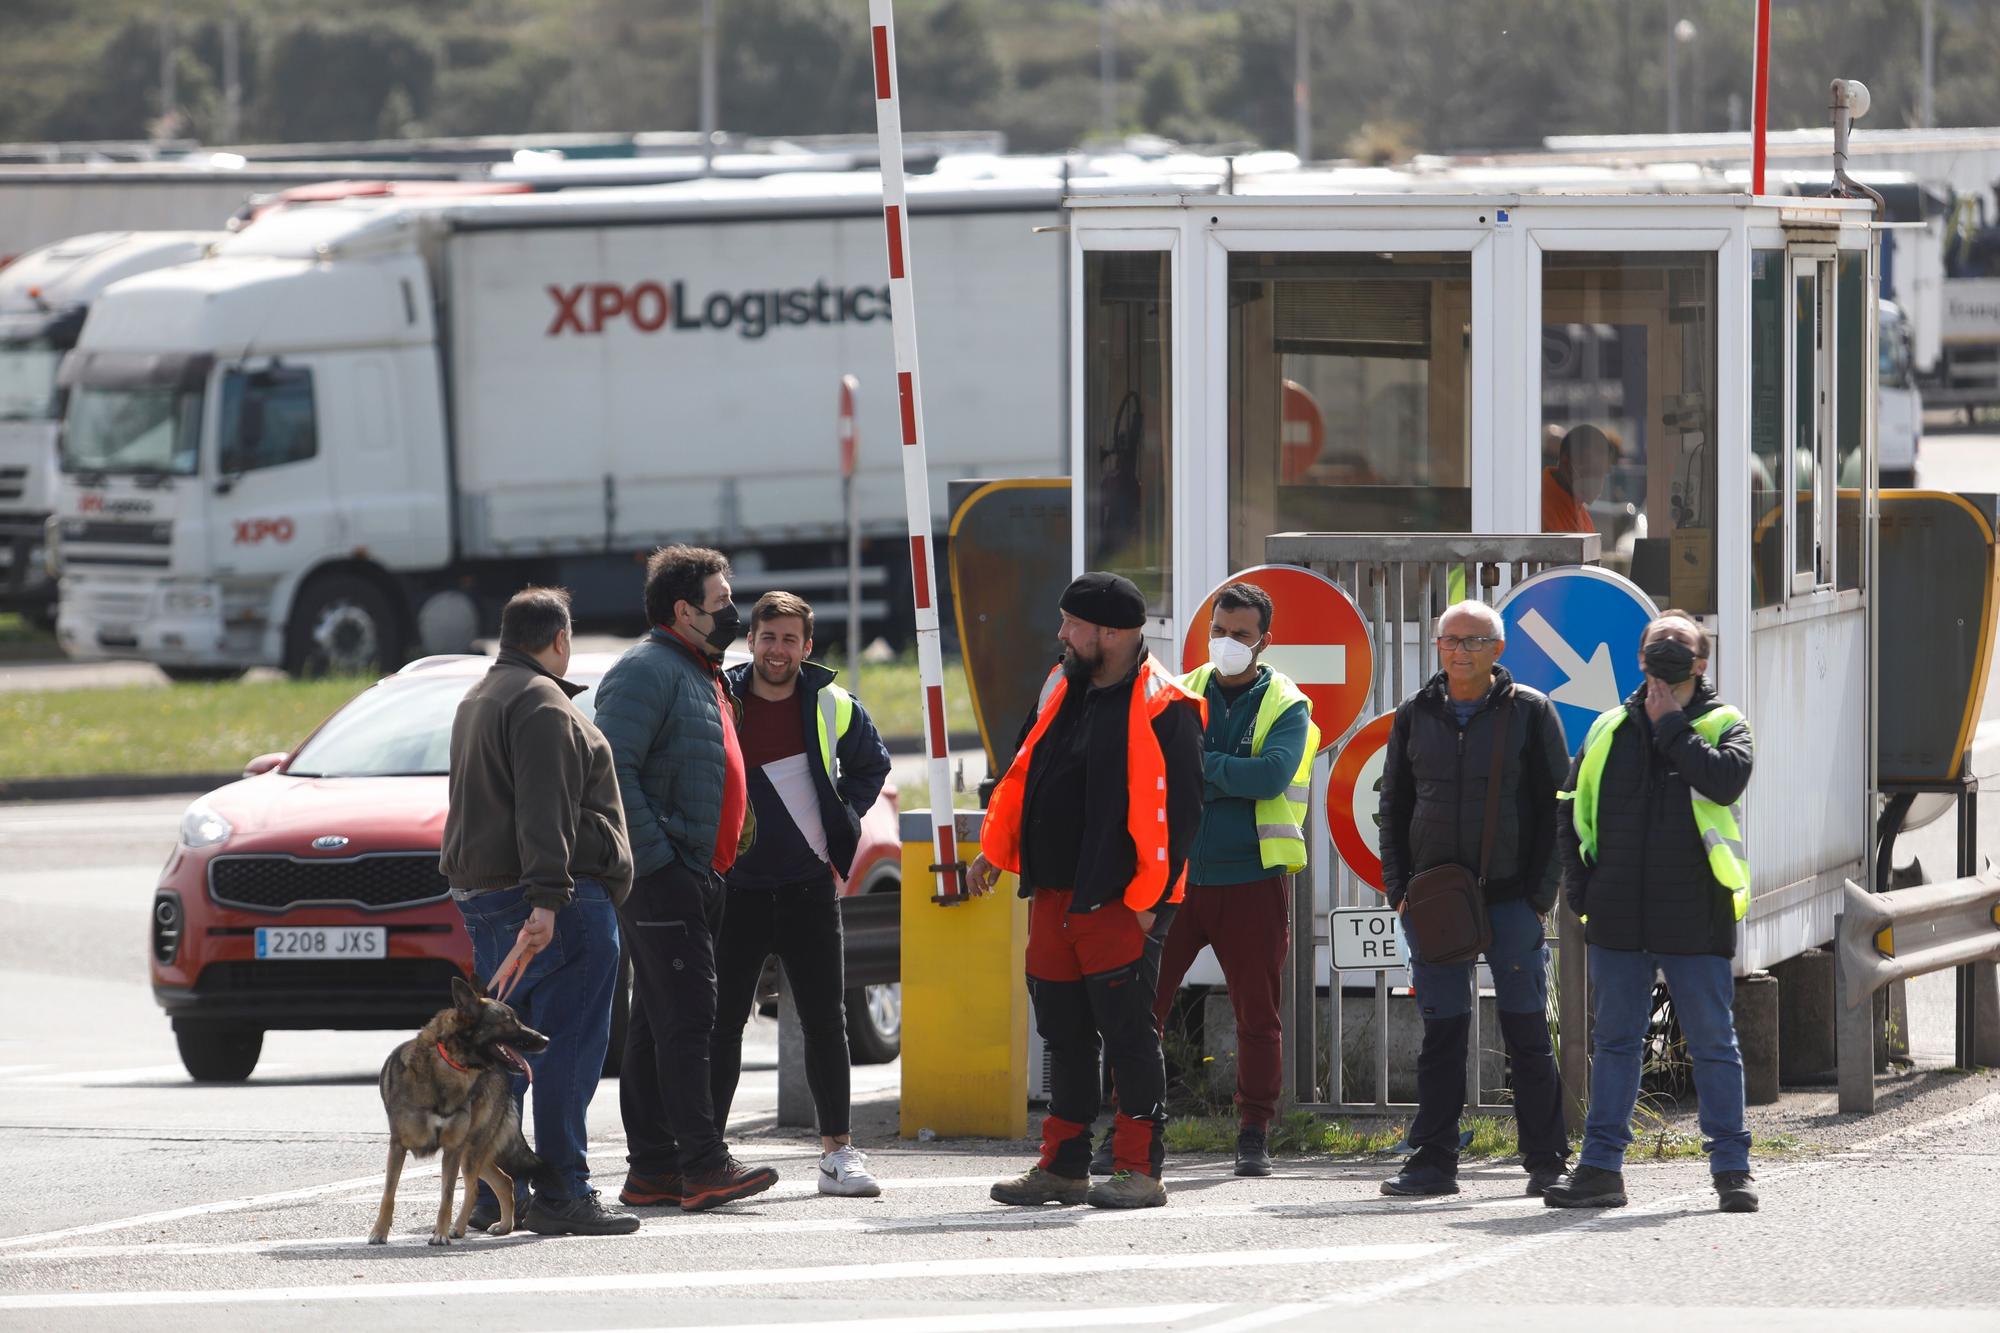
[1069,185,1882,1103]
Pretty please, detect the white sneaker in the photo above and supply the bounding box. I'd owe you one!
[818,1145,882,1198]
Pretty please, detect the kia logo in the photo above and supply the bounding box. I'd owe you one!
[310,835,350,851]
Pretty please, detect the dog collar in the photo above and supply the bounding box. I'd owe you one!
[435,1040,475,1073]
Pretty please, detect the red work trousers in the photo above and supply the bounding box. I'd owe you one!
[1153,876,1289,1129]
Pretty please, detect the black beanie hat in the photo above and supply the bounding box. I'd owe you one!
[1059,571,1147,630]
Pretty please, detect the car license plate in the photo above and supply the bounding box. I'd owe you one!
[255,926,387,959]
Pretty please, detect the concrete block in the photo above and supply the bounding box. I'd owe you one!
[1771,949,1836,1084]
[1976,964,2000,1069]
[1733,973,1780,1105]
[776,973,814,1129]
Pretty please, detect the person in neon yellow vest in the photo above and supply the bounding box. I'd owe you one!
[1146,582,1318,1180]
[1544,611,1759,1215]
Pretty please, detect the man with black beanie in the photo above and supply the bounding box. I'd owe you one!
[968,572,1205,1210]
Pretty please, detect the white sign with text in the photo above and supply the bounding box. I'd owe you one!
[1331,906,1404,971]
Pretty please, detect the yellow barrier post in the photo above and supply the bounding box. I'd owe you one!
[899,810,1029,1139]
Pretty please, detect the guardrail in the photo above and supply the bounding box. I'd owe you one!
[1835,872,2000,1112]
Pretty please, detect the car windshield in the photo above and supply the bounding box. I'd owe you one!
[61,383,202,475]
[0,337,60,422]
[284,669,605,778]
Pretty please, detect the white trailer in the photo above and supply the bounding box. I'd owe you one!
[47,165,1228,675]
[0,231,223,623]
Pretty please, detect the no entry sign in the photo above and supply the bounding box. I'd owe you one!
[1324,710,1396,893]
[1182,564,1374,752]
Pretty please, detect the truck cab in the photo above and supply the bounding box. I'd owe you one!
[0,231,220,625]
[52,209,451,677]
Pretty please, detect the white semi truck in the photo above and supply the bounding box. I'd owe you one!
[47,165,1227,675]
[0,231,224,626]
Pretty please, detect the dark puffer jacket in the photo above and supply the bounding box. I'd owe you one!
[1557,678,1754,957]
[1379,667,1569,913]
[593,629,733,877]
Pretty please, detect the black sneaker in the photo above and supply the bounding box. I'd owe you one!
[1235,1125,1273,1178]
[1380,1166,1459,1197]
[1713,1170,1760,1213]
[1542,1164,1627,1209]
[522,1189,641,1236]
[680,1155,779,1212]
[1525,1163,1566,1197]
[1089,1126,1116,1177]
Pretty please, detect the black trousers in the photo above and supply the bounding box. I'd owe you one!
[1408,1009,1569,1175]
[619,858,728,1177]
[711,868,851,1138]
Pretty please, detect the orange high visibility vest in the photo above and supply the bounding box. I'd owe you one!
[983,655,1206,912]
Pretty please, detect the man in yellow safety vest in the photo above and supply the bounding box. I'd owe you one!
[1544,610,1758,1214]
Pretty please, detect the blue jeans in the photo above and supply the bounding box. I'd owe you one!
[454,879,620,1203]
[1404,896,1567,1174]
[1582,945,1750,1175]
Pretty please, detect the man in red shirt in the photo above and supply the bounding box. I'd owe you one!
[595,546,773,1212]
[1542,424,1614,534]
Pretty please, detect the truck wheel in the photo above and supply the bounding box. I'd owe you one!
[285,575,403,678]
[161,666,248,684]
[602,945,632,1079]
[175,1021,263,1082]
[846,982,901,1064]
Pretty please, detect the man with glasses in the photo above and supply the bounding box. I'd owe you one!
[1377,600,1571,1198]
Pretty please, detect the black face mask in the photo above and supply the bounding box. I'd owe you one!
[695,602,742,655]
[1642,639,1696,685]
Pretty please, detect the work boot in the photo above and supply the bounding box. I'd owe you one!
[1089,1126,1116,1177]
[990,1165,1090,1206]
[1542,1164,1628,1209]
[1087,1169,1167,1209]
[618,1170,683,1207]
[1235,1124,1274,1178]
[1713,1170,1760,1213]
[1525,1161,1567,1197]
[680,1156,779,1212]
[522,1189,642,1236]
[1380,1165,1458,1197]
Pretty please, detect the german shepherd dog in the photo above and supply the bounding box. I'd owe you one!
[368,975,554,1245]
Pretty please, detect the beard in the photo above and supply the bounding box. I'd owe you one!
[1060,643,1100,683]
[756,657,799,688]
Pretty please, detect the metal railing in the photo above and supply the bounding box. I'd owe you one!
[1835,871,2000,1113]
[1263,532,1600,1117]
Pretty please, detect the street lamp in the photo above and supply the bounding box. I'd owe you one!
[1667,17,1698,135]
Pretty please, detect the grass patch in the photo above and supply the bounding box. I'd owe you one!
[1166,1111,1813,1162]
[0,676,368,779]
[848,650,977,743]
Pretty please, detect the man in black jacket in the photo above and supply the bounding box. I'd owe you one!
[1378,600,1571,1198]
[713,592,893,1199]
[1544,611,1759,1214]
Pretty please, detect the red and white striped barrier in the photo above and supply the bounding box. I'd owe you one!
[868,0,964,904]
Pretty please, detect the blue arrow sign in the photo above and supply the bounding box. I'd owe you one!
[1495,567,1660,756]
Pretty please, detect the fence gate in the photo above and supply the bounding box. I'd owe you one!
[1263,532,1600,1121]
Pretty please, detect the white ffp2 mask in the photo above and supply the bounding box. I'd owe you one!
[1208,635,1256,677]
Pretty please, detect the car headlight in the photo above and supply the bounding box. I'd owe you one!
[179,803,233,849]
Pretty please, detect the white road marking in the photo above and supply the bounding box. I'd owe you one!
[553,1309,1227,1333]
[0,1243,1451,1310]
[0,1064,49,1077]
[1192,1306,1327,1333]
[7,1062,256,1086]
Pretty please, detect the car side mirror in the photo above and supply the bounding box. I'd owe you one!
[243,752,287,777]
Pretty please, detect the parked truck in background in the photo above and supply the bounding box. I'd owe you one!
[0,231,223,627]
[47,163,1237,675]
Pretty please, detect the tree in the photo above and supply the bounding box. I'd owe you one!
[901,0,1004,130]
[251,18,437,144]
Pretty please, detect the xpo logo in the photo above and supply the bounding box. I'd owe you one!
[233,518,295,545]
[546,278,890,340]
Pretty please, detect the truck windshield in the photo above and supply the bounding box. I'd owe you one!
[0,337,60,422]
[60,383,202,476]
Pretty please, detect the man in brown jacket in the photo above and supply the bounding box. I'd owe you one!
[441,586,639,1236]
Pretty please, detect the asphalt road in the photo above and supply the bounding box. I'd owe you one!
[2,794,1998,1331]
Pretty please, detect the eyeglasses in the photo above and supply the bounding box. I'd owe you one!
[1436,635,1500,652]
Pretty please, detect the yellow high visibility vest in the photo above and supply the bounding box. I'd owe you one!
[1565,704,1751,921]
[814,683,855,781]
[1181,664,1320,873]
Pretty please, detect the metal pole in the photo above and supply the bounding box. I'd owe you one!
[1919,0,1936,129]
[1293,0,1312,162]
[221,6,241,143]
[840,374,862,689]
[1751,0,1772,194]
[159,0,176,139]
[1666,18,1679,136]
[868,1,966,905]
[701,0,719,166]
[1099,0,1116,141]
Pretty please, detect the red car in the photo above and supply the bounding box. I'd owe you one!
[150,650,904,1082]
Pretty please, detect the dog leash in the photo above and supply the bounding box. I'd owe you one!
[488,934,533,1004]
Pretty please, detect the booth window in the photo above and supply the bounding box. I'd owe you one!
[1082,251,1172,616]
[1751,250,1784,607]
[1789,256,1839,595]
[1225,251,1472,572]
[1541,251,1719,614]
[1834,252,1866,592]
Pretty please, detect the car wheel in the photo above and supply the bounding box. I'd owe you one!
[161,665,248,684]
[175,1021,263,1082]
[284,574,403,678]
[603,946,632,1078]
[846,982,901,1064]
